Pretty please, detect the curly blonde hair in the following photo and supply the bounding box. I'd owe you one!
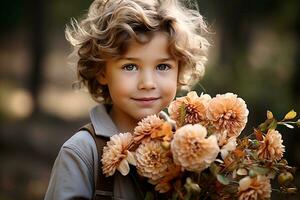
[66,0,210,103]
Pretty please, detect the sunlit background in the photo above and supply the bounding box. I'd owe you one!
[0,0,299,199]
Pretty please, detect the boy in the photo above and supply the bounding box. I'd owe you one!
[45,0,209,199]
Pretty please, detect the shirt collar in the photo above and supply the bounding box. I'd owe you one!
[89,104,119,138]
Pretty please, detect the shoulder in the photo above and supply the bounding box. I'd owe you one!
[62,129,98,154]
[63,130,96,151]
[61,130,98,172]
[45,131,98,199]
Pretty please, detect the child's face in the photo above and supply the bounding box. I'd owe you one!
[98,32,178,122]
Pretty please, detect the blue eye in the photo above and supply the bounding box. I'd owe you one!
[123,64,137,71]
[156,64,171,71]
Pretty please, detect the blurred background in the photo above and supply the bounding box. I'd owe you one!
[0,0,299,199]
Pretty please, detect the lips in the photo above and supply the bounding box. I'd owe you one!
[132,97,160,101]
[131,97,160,106]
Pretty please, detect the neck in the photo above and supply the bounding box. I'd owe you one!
[109,107,138,133]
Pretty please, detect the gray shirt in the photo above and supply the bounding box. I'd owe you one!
[44,105,140,200]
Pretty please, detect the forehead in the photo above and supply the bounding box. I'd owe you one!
[120,31,172,59]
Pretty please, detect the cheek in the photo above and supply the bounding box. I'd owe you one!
[108,73,135,97]
[164,80,177,96]
[159,74,178,102]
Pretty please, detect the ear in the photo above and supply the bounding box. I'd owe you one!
[96,69,108,85]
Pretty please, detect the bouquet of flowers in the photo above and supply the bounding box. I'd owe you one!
[101,91,298,200]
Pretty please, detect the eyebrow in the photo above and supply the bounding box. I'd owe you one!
[117,57,175,62]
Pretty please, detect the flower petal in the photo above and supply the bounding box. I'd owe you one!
[126,151,137,166]
[239,176,251,191]
[117,159,130,176]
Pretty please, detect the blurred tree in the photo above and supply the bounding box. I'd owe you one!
[28,0,46,114]
[0,0,22,34]
[291,4,300,105]
[198,0,281,84]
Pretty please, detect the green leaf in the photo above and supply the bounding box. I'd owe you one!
[246,150,258,160]
[267,119,277,130]
[258,119,272,132]
[249,169,257,178]
[179,103,186,126]
[183,191,192,200]
[283,110,297,120]
[250,139,260,149]
[172,191,179,200]
[251,166,270,175]
[209,162,220,177]
[144,191,154,200]
[216,174,230,185]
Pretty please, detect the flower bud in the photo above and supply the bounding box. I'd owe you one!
[170,119,177,132]
[287,187,297,194]
[284,110,297,120]
[161,141,170,150]
[279,159,288,165]
[190,183,201,194]
[237,168,248,176]
[249,169,257,178]
[186,177,192,185]
[296,119,300,127]
[184,177,199,193]
[278,172,294,185]
[158,111,169,121]
[267,111,273,119]
[250,140,260,149]
[239,176,251,191]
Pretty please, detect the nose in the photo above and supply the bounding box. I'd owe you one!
[137,69,156,90]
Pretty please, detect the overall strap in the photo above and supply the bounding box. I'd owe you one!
[79,123,114,200]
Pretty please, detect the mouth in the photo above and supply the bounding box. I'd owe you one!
[132,97,160,101]
[131,97,161,106]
